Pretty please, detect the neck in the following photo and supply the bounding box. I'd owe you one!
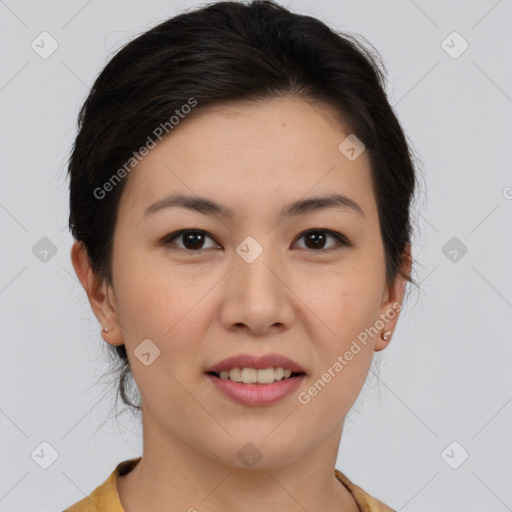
[117,415,359,512]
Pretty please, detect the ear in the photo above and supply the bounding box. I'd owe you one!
[70,241,124,347]
[374,242,412,352]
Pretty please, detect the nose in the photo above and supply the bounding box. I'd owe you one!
[218,242,295,336]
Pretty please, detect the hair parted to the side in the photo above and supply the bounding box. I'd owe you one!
[67,0,422,416]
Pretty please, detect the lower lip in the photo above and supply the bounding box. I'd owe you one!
[205,373,306,406]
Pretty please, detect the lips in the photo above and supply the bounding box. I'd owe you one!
[205,353,306,375]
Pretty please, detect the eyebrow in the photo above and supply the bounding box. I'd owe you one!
[143,193,365,219]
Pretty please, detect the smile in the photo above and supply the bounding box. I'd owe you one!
[208,367,304,384]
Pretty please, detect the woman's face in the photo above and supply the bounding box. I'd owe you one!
[74,96,408,469]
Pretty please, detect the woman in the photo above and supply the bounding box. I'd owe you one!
[64,1,418,510]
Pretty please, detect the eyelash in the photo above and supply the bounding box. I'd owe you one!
[161,229,351,254]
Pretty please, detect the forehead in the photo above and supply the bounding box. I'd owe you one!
[118,96,376,224]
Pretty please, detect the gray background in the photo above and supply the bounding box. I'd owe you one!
[1,0,511,510]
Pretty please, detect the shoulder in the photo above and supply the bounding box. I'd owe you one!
[335,469,396,512]
[63,457,141,512]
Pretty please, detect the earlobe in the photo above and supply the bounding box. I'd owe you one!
[374,329,393,352]
[100,322,124,346]
[70,241,124,346]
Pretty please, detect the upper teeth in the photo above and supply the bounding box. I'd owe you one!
[219,367,294,384]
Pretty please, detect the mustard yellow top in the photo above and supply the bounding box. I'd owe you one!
[63,457,395,512]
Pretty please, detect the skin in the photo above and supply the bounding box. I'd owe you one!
[71,96,411,512]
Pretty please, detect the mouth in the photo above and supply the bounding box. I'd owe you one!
[205,369,306,406]
[204,353,307,405]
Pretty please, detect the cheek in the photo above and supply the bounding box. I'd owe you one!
[112,252,215,374]
[297,263,383,405]
[112,246,194,336]
[299,261,384,344]
[113,266,211,416]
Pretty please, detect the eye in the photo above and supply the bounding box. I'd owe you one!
[162,229,219,252]
[293,229,350,251]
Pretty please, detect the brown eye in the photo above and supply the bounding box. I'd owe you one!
[163,230,219,251]
[294,229,349,251]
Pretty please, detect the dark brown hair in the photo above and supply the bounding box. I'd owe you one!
[67,0,421,415]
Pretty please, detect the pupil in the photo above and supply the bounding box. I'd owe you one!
[306,231,325,249]
[184,231,204,249]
